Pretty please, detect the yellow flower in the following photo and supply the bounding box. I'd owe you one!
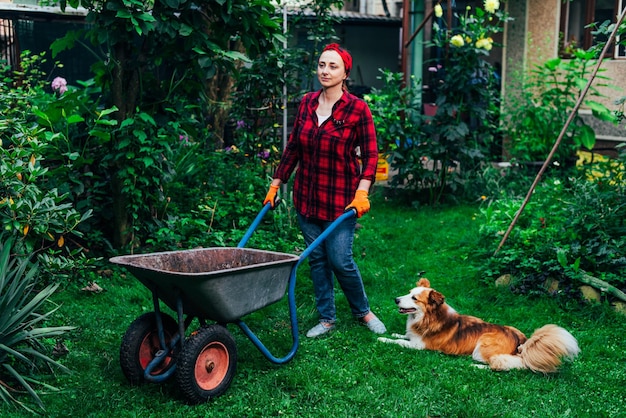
[23,225,29,236]
[484,0,500,13]
[58,236,65,247]
[475,37,493,51]
[434,4,443,18]
[450,35,465,47]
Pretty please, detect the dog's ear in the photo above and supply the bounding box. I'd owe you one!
[428,290,445,306]
[417,278,430,288]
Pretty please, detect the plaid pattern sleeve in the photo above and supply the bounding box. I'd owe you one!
[273,91,378,221]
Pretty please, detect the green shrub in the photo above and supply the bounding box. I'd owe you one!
[143,145,300,253]
[504,49,616,165]
[1,53,98,282]
[0,239,74,414]
[366,3,507,205]
[475,160,626,297]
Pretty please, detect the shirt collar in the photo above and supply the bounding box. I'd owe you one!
[311,89,350,107]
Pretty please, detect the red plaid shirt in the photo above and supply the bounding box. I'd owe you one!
[274,90,378,221]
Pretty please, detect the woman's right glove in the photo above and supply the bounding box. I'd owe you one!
[263,184,280,208]
[346,189,370,218]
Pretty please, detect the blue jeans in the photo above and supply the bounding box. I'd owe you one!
[297,212,370,324]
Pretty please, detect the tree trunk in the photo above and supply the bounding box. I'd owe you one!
[203,40,242,150]
[205,70,235,149]
[109,41,142,248]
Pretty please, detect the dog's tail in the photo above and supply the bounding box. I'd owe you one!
[518,324,580,373]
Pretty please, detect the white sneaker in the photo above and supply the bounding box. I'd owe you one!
[306,322,335,338]
[361,315,387,334]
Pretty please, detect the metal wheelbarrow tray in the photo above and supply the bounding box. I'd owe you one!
[111,204,356,405]
[110,247,299,323]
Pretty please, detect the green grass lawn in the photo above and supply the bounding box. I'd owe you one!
[3,196,625,417]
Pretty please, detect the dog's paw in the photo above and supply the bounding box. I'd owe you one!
[472,364,489,369]
[378,337,393,344]
[391,333,407,339]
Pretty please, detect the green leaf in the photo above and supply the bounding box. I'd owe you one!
[574,78,588,91]
[115,10,132,19]
[118,138,131,148]
[66,152,80,161]
[89,130,111,142]
[142,156,154,168]
[179,24,193,36]
[67,114,85,124]
[544,58,561,71]
[198,56,213,68]
[95,119,118,126]
[136,12,156,22]
[222,50,251,63]
[50,30,82,58]
[585,100,618,123]
[578,125,596,150]
[120,118,135,129]
[137,113,156,126]
[98,106,119,117]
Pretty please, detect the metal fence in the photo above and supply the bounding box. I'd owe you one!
[0,8,94,83]
[0,17,18,70]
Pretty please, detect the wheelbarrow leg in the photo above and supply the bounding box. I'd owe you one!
[237,210,356,364]
[119,311,179,385]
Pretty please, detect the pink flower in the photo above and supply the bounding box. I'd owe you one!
[51,77,68,94]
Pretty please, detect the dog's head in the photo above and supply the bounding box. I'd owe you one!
[394,278,446,320]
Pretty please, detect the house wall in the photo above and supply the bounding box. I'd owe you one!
[503,0,626,147]
[526,0,626,112]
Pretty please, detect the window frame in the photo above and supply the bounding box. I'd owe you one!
[559,0,624,59]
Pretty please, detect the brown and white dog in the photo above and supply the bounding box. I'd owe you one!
[378,279,580,373]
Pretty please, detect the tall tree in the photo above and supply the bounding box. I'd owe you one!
[57,0,283,247]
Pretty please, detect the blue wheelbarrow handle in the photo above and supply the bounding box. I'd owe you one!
[296,208,357,267]
[236,207,357,365]
[238,204,357,250]
[237,202,273,248]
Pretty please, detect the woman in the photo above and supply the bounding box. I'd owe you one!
[263,43,386,338]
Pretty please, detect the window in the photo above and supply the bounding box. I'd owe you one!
[559,0,624,58]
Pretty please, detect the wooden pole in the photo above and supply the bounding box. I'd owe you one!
[404,8,434,49]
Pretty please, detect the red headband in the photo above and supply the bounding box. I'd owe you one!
[323,43,352,76]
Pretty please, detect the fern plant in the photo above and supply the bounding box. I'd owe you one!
[0,239,74,413]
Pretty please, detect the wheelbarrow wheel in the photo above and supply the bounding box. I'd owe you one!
[119,312,178,385]
[176,324,237,404]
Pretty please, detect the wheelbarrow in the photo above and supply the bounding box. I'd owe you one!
[110,204,356,404]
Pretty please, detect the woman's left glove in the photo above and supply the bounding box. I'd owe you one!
[263,185,280,208]
[346,189,370,218]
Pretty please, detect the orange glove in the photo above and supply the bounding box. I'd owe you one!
[263,184,280,208]
[346,189,370,218]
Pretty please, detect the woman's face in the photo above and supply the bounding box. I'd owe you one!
[317,50,347,89]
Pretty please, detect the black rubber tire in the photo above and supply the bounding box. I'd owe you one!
[176,324,237,404]
[119,312,178,385]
